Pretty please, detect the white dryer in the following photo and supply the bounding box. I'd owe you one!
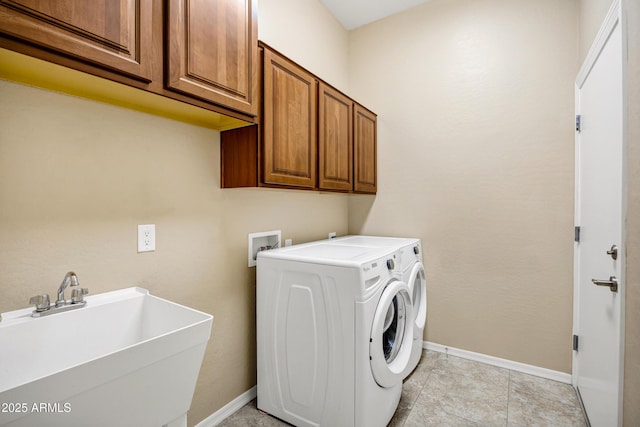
[327,236,427,378]
[256,242,413,427]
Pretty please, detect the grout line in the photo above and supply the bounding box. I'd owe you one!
[405,353,435,410]
[403,352,448,425]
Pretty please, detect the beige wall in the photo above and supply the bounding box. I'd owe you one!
[0,12,347,425]
[579,0,616,59]
[0,2,350,426]
[0,80,348,425]
[258,0,349,93]
[578,0,640,424]
[348,0,579,373]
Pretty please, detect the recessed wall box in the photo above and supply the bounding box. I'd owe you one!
[248,230,281,267]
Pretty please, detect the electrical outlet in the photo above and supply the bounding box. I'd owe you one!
[328,232,337,239]
[138,224,156,252]
[285,239,293,247]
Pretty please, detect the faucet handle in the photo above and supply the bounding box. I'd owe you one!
[70,288,89,304]
[29,294,51,312]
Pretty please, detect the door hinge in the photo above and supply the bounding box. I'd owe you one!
[576,115,581,133]
[573,334,579,351]
[574,226,581,243]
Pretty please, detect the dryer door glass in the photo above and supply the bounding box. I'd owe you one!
[369,280,413,388]
[383,293,405,363]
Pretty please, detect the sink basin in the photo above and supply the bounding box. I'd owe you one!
[0,287,213,427]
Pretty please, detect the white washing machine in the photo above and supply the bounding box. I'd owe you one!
[327,236,427,378]
[256,241,413,427]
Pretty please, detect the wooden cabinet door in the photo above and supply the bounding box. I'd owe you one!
[0,0,152,81]
[318,83,353,191]
[167,0,258,117]
[262,48,317,188]
[354,104,377,193]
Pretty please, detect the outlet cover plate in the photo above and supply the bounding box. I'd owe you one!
[138,224,156,252]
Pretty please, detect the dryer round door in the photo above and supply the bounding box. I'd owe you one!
[408,262,427,338]
[369,280,413,388]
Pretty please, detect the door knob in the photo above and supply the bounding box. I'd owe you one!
[607,245,618,260]
[592,276,618,292]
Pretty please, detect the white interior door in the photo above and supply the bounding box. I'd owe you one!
[573,3,624,426]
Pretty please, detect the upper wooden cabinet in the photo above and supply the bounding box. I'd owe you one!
[318,82,353,192]
[0,0,259,125]
[354,104,377,193]
[262,47,317,188]
[0,0,153,81]
[166,0,258,116]
[220,44,377,194]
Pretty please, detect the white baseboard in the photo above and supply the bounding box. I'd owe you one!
[424,341,572,384]
[195,386,257,427]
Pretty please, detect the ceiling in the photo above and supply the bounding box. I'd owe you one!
[319,0,430,30]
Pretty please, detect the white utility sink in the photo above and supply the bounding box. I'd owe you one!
[0,287,213,427]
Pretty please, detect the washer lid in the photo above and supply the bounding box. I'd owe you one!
[369,280,413,388]
[331,235,419,249]
[258,243,392,267]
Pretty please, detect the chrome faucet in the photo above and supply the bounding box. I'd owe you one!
[56,271,79,307]
[28,271,88,317]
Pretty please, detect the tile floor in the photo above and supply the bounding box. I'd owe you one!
[218,350,587,426]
